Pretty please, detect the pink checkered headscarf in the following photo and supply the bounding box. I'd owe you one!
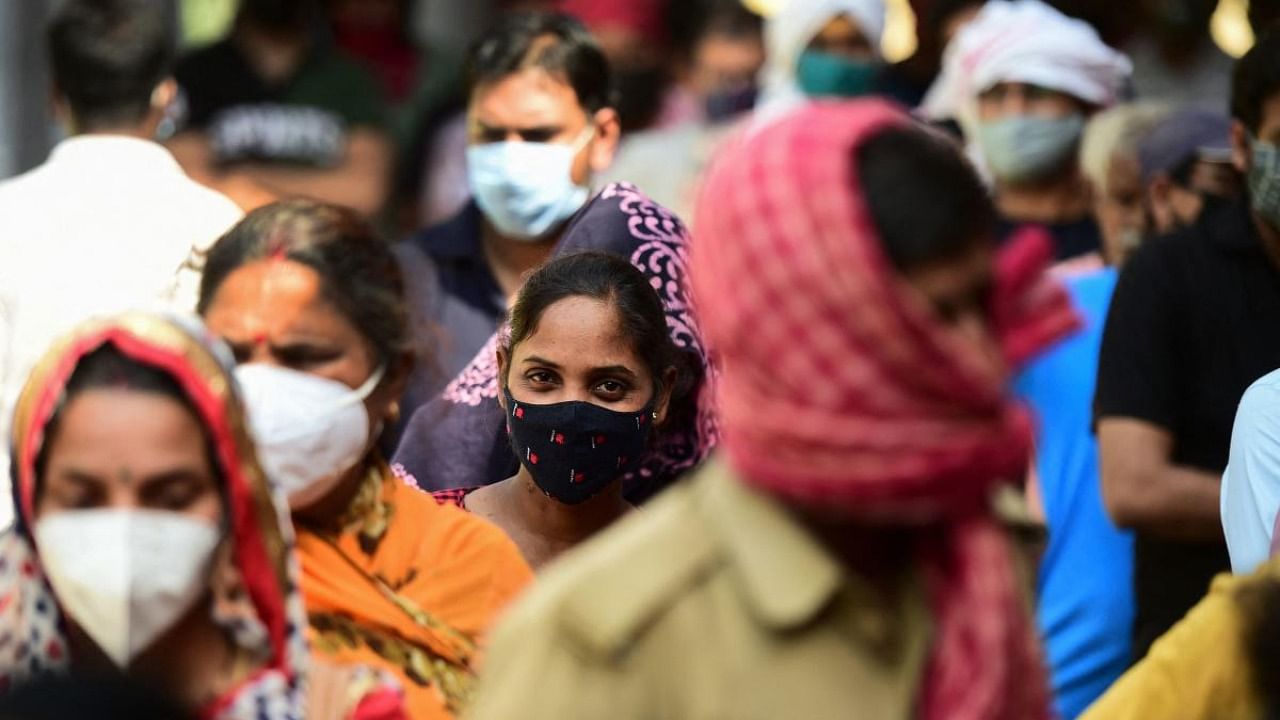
[692,99,1075,720]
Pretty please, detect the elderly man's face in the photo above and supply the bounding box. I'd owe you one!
[1095,152,1148,265]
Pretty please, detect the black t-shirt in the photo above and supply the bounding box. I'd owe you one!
[176,39,385,167]
[998,214,1103,261]
[1094,199,1280,661]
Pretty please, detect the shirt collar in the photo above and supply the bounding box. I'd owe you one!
[699,460,845,630]
[47,135,185,175]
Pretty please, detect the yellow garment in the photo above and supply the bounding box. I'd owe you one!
[1081,560,1270,719]
[466,458,934,720]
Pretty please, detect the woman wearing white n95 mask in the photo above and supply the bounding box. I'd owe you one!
[0,313,406,719]
[197,200,533,719]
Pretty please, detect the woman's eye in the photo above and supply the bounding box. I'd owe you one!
[595,380,629,397]
[228,343,252,364]
[527,371,558,386]
[142,479,204,512]
[278,349,340,370]
[63,489,102,510]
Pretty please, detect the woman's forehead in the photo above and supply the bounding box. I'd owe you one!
[516,297,640,367]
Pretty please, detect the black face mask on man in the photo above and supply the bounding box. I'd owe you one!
[504,387,653,505]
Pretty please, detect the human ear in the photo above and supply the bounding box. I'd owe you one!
[587,107,622,174]
[496,346,511,411]
[1231,120,1251,176]
[653,366,678,426]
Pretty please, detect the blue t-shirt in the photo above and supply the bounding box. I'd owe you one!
[1014,268,1132,719]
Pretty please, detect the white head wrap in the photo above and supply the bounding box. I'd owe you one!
[758,0,887,114]
[921,0,1131,122]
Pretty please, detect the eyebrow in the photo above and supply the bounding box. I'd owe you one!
[522,357,640,378]
[476,122,563,136]
[57,470,102,486]
[222,333,340,351]
[589,365,640,379]
[523,355,563,369]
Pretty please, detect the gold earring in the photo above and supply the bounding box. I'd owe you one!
[388,401,402,424]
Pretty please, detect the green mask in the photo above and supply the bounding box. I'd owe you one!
[1248,136,1280,231]
[796,50,878,99]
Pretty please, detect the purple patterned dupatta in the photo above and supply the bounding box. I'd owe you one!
[392,183,717,503]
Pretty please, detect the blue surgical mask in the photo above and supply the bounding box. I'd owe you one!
[1248,136,1280,230]
[976,113,1085,184]
[796,50,878,98]
[467,127,594,241]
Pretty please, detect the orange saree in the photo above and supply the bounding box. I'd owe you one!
[296,459,532,718]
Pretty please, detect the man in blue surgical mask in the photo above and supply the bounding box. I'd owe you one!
[922,0,1131,262]
[394,12,621,425]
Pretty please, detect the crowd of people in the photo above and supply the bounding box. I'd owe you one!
[0,0,1279,717]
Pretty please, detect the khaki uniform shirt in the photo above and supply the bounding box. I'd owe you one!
[466,458,934,720]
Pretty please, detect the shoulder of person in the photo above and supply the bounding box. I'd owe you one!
[1241,369,1280,406]
[395,480,514,556]
[1232,370,1280,438]
[495,474,724,660]
[0,164,46,208]
[181,180,244,227]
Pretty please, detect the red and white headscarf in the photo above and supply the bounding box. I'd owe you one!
[1,314,311,718]
[692,99,1076,720]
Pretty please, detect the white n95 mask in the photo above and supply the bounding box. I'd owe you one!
[34,509,221,668]
[235,363,384,509]
[466,127,595,240]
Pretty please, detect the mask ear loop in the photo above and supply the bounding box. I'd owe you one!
[346,364,387,404]
[570,124,597,154]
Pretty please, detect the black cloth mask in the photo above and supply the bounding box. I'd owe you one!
[504,387,654,505]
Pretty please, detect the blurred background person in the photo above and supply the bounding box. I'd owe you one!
[1079,102,1170,265]
[197,201,532,718]
[0,315,322,718]
[666,0,766,126]
[1124,0,1234,109]
[327,0,427,110]
[393,182,712,504]
[170,0,392,217]
[1082,27,1280,719]
[433,252,682,570]
[395,12,620,417]
[1138,107,1243,235]
[924,0,1132,262]
[0,0,243,530]
[757,0,886,120]
[325,0,468,234]
[557,0,673,132]
[467,100,1074,720]
[1094,27,1280,664]
[880,0,984,106]
[602,0,765,222]
[1014,100,1170,720]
